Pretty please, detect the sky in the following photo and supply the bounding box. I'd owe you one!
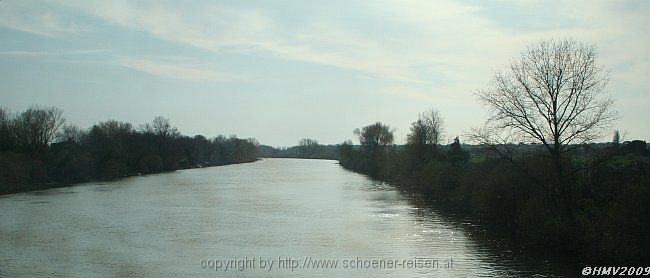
[1,0,649,147]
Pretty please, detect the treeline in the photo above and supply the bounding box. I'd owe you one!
[338,113,649,264]
[0,106,259,194]
[259,138,339,160]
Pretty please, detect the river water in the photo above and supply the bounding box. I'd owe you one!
[0,158,576,277]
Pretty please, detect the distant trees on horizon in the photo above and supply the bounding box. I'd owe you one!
[259,138,339,160]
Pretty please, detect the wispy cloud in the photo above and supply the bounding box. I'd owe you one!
[1,0,648,143]
[0,49,109,57]
[119,58,243,82]
[0,2,88,38]
[3,1,649,100]
[56,1,435,83]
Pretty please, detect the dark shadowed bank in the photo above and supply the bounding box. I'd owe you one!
[326,39,649,267]
[0,106,259,194]
[334,126,649,265]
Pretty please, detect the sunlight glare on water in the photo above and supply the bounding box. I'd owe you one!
[0,158,571,277]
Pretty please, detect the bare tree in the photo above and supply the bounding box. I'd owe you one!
[57,124,86,143]
[16,105,65,151]
[299,138,319,147]
[475,39,617,180]
[407,108,445,166]
[0,107,17,151]
[298,138,319,155]
[409,109,444,151]
[421,109,445,146]
[142,116,179,138]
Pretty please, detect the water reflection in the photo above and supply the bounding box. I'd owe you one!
[0,158,576,277]
[396,184,579,277]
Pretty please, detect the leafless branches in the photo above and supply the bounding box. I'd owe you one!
[476,39,618,161]
[15,106,66,151]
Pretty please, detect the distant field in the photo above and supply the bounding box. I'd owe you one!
[569,155,650,164]
[468,154,649,165]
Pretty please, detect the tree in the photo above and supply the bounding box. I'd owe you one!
[448,136,469,165]
[611,130,621,153]
[338,140,355,168]
[88,120,134,176]
[475,39,617,181]
[420,109,444,154]
[15,105,65,152]
[298,138,319,156]
[142,116,179,138]
[354,122,394,155]
[0,107,17,151]
[406,109,445,167]
[57,124,85,143]
[354,122,394,177]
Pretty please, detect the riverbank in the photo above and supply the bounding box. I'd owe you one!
[260,155,336,161]
[338,145,650,265]
[0,107,261,195]
[259,143,339,160]
[396,188,582,275]
[0,157,260,195]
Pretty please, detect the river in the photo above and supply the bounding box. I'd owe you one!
[0,158,575,277]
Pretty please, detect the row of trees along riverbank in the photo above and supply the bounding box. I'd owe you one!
[0,106,259,194]
[259,138,339,160]
[339,39,649,264]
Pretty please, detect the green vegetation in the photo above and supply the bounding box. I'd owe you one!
[0,106,259,194]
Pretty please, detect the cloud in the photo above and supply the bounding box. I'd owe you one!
[54,1,436,83]
[0,49,109,57]
[119,58,243,82]
[0,2,88,37]
[380,85,436,102]
[1,0,648,142]
[3,0,649,101]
